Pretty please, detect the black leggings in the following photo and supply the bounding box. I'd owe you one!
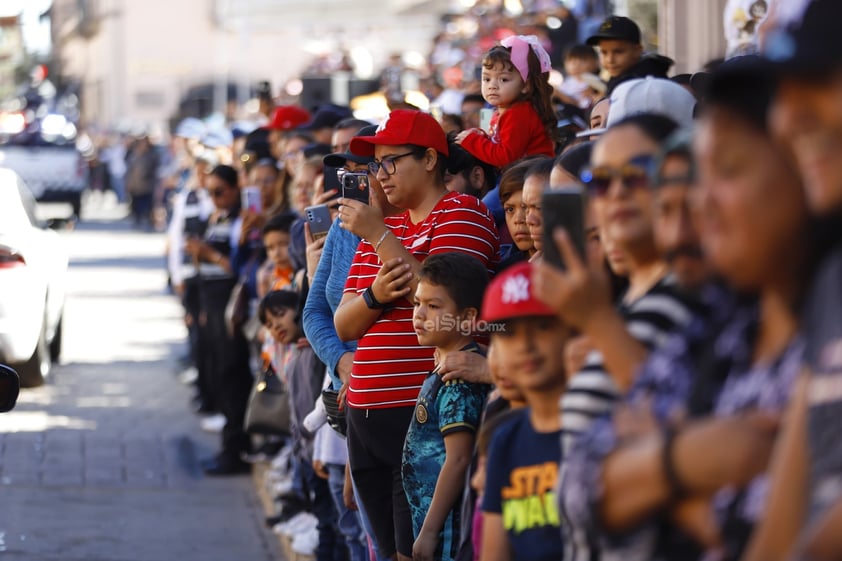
[198,278,253,458]
[347,406,415,559]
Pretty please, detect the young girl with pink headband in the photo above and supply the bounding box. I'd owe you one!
[455,35,558,168]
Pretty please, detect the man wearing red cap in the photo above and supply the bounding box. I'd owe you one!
[477,261,572,561]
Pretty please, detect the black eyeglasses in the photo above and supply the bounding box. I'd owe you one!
[580,154,655,197]
[210,188,228,198]
[368,151,415,176]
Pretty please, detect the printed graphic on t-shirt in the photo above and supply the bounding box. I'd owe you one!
[501,461,560,533]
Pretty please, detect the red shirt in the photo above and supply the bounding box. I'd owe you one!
[343,192,499,409]
[460,101,555,168]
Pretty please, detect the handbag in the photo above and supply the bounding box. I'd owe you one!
[321,387,347,437]
[224,277,250,337]
[244,366,291,436]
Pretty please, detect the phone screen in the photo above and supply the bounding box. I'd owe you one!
[542,187,586,270]
[241,186,261,213]
[480,108,494,133]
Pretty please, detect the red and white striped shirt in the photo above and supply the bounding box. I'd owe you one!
[343,191,499,409]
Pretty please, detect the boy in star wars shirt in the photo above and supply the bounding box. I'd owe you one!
[402,253,491,561]
[478,262,574,561]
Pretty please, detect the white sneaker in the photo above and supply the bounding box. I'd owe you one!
[291,526,320,555]
[272,478,294,497]
[271,445,293,469]
[274,512,317,537]
[200,413,226,433]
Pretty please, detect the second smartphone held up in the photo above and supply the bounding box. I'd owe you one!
[542,186,587,271]
[342,172,370,204]
[305,204,333,241]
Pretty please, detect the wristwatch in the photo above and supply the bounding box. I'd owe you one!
[363,286,386,309]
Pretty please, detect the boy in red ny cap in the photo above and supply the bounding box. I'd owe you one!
[476,261,572,561]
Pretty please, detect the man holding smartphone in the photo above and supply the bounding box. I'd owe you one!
[303,124,400,561]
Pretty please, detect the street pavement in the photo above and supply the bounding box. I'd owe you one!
[0,196,285,561]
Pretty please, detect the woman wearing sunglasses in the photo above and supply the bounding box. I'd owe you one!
[533,114,701,458]
[560,57,811,561]
[184,164,255,475]
[333,110,499,561]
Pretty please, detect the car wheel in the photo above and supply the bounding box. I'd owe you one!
[17,321,51,388]
[49,315,63,363]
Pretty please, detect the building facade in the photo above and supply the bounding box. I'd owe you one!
[50,0,728,132]
[50,0,445,131]
[0,15,25,101]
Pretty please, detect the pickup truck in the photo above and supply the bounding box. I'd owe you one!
[0,111,88,219]
[0,114,89,218]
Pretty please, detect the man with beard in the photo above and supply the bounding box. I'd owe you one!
[650,129,708,293]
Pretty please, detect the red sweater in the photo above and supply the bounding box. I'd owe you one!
[343,192,499,409]
[460,101,555,168]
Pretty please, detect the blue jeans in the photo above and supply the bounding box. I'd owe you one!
[293,458,346,561]
[327,464,369,561]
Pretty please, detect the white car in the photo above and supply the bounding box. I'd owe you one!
[0,168,67,387]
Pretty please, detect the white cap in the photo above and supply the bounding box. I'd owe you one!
[606,77,696,129]
[174,117,206,139]
[200,127,234,149]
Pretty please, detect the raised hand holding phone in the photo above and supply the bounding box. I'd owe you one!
[541,187,586,271]
[341,171,370,204]
[532,188,612,333]
[305,204,333,241]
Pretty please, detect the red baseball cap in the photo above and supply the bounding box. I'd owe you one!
[267,105,311,131]
[350,109,448,157]
[481,262,556,323]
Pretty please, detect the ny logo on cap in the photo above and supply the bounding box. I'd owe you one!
[376,114,390,133]
[501,275,530,304]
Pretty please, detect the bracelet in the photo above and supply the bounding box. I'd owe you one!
[661,426,687,499]
[373,230,390,252]
[362,286,386,310]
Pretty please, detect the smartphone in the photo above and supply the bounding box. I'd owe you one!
[342,171,370,204]
[480,108,494,133]
[241,186,261,213]
[305,204,332,241]
[324,165,341,196]
[542,187,586,271]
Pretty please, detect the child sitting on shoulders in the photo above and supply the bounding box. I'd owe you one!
[557,44,603,109]
[456,35,558,167]
[402,253,492,561]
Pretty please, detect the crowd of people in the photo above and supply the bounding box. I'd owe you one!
[133,1,842,560]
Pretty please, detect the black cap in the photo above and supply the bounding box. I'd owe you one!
[302,142,332,159]
[761,0,842,74]
[242,128,272,162]
[586,16,641,46]
[323,124,378,168]
[298,104,353,131]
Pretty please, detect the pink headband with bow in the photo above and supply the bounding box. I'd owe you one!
[500,35,553,82]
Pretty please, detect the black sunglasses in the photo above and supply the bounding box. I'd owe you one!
[580,154,655,196]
